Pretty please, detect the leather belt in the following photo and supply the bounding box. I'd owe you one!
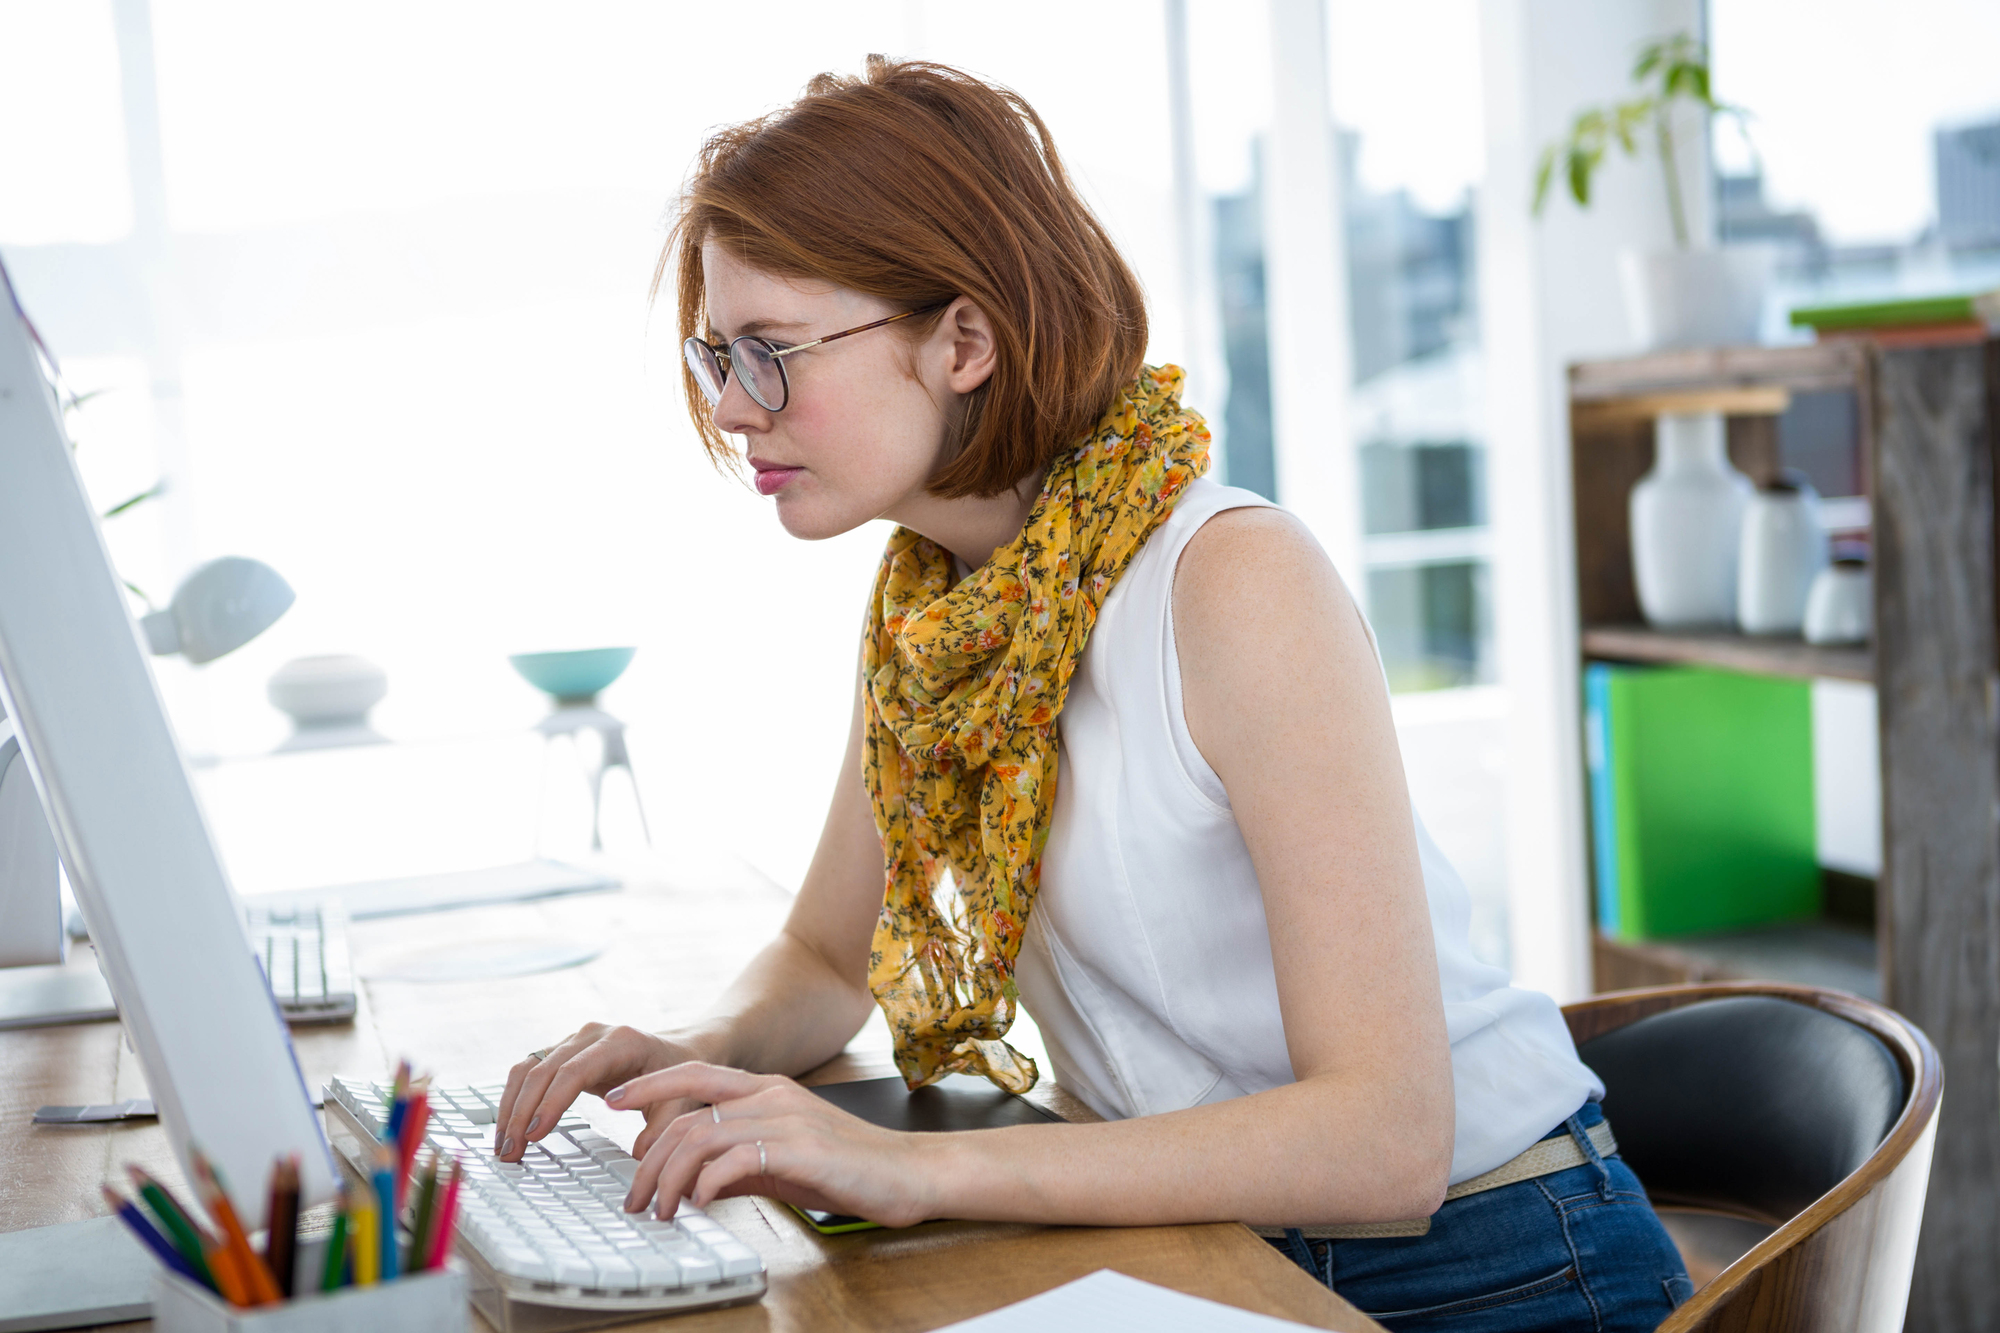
[1252,1117,1619,1241]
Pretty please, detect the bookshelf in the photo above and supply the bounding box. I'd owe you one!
[1565,337,2000,1310]
[1578,624,1870,684]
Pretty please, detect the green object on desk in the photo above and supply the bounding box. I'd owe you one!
[790,1203,887,1235]
[1789,290,1999,331]
[1586,663,1819,940]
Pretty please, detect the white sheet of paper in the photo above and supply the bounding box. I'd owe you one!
[936,1269,1320,1332]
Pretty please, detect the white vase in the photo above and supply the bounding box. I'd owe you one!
[1618,245,1775,350]
[1630,412,1753,629]
[1737,479,1829,635]
[1803,560,1873,645]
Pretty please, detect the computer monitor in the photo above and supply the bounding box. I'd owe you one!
[0,267,335,1224]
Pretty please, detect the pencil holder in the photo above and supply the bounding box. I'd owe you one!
[149,1268,466,1333]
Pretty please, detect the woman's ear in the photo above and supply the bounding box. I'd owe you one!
[938,297,998,395]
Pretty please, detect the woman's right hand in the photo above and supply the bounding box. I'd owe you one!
[493,1023,708,1162]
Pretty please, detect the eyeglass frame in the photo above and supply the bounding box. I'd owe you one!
[684,301,953,413]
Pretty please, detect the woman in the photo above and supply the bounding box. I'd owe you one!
[496,57,1692,1330]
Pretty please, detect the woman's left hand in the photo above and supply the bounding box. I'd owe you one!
[607,1063,943,1227]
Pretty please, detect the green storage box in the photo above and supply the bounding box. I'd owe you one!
[1586,663,1819,940]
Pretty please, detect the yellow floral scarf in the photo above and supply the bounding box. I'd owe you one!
[862,365,1211,1092]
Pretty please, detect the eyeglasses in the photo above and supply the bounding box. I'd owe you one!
[683,303,949,414]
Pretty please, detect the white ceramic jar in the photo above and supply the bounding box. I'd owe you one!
[1804,559,1873,645]
[267,654,388,730]
[1630,412,1753,628]
[1737,476,1828,635]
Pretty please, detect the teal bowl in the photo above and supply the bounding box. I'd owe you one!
[508,647,636,704]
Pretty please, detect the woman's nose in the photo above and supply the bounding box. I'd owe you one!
[711,373,772,436]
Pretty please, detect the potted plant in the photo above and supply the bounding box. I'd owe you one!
[1534,33,1771,349]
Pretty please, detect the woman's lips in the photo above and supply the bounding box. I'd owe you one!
[753,466,803,496]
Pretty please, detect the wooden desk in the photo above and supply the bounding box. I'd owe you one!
[0,842,1381,1332]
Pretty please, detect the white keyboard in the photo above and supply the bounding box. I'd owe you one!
[325,1076,766,1324]
[246,901,355,1024]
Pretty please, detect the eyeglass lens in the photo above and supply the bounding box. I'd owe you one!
[683,339,726,405]
[681,336,788,413]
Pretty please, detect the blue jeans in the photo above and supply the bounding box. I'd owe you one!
[1270,1102,1692,1332]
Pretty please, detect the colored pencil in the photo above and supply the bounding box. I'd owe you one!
[125,1166,218,1291]
[264,1154,301,1298]
[204,1233,252,1307]
[351,1196,379,1286]
[319,1185,351,1292]
[396,1090,431,1211]
[189,1147,284,1306]
[384,1060,412,1143]
[371,1143,400,1282]
[101,1185,208,1287]
[405,1151,440,1272]
[426,1159,463,1270]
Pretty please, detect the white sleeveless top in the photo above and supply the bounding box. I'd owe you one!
[1013,477,1603,1187]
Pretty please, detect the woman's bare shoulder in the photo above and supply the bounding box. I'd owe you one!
[1170,504,1365,652]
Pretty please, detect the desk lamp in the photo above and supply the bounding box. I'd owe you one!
[139,556,295,664]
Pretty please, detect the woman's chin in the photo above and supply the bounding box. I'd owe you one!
[773,493,872,543]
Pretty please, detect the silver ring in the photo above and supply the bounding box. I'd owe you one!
[756,1140,767,1175]
[529,1047,553,1062]
[711,1104,722,1124]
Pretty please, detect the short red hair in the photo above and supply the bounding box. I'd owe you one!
[659,56,1148,499]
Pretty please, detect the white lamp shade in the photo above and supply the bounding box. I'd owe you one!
[140,556,295,664]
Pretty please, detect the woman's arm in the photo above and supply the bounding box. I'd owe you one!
[493,669,888,1160]
[608,508,1456,1227]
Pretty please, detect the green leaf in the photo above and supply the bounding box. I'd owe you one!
[1568,147,1595,207]
[1533,146,1558,214]
[102,480,166,519]
[1612,98,1653,155]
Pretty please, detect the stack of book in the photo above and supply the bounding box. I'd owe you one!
[1790,290,1999,348]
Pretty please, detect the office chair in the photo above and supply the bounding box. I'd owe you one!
[1564,983,1941,1333]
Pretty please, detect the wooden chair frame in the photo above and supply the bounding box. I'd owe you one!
[1563,983,1942,1333]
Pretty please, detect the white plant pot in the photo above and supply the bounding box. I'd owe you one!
[1618,245,1774,350]
[1630,412,1752,629]
[1738,480,1829,635]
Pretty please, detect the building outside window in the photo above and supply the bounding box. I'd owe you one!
[1212,106,1491,694]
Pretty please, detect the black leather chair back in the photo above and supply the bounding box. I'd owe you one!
[1578,995,1906,1222]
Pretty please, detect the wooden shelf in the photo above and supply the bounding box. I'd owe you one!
[1581,623,1872,682]
[1594,921,1880,1002]
[1569,342,1869,402]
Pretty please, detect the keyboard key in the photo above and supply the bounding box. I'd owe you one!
[554,1256,597,1288]
[592,1254,638,1287]
[499,1248,553,1283]
[605,1158,639,1186]
[712,1243,763,1278]
[676,1254,721,1284]
[634,1252,681,1286]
